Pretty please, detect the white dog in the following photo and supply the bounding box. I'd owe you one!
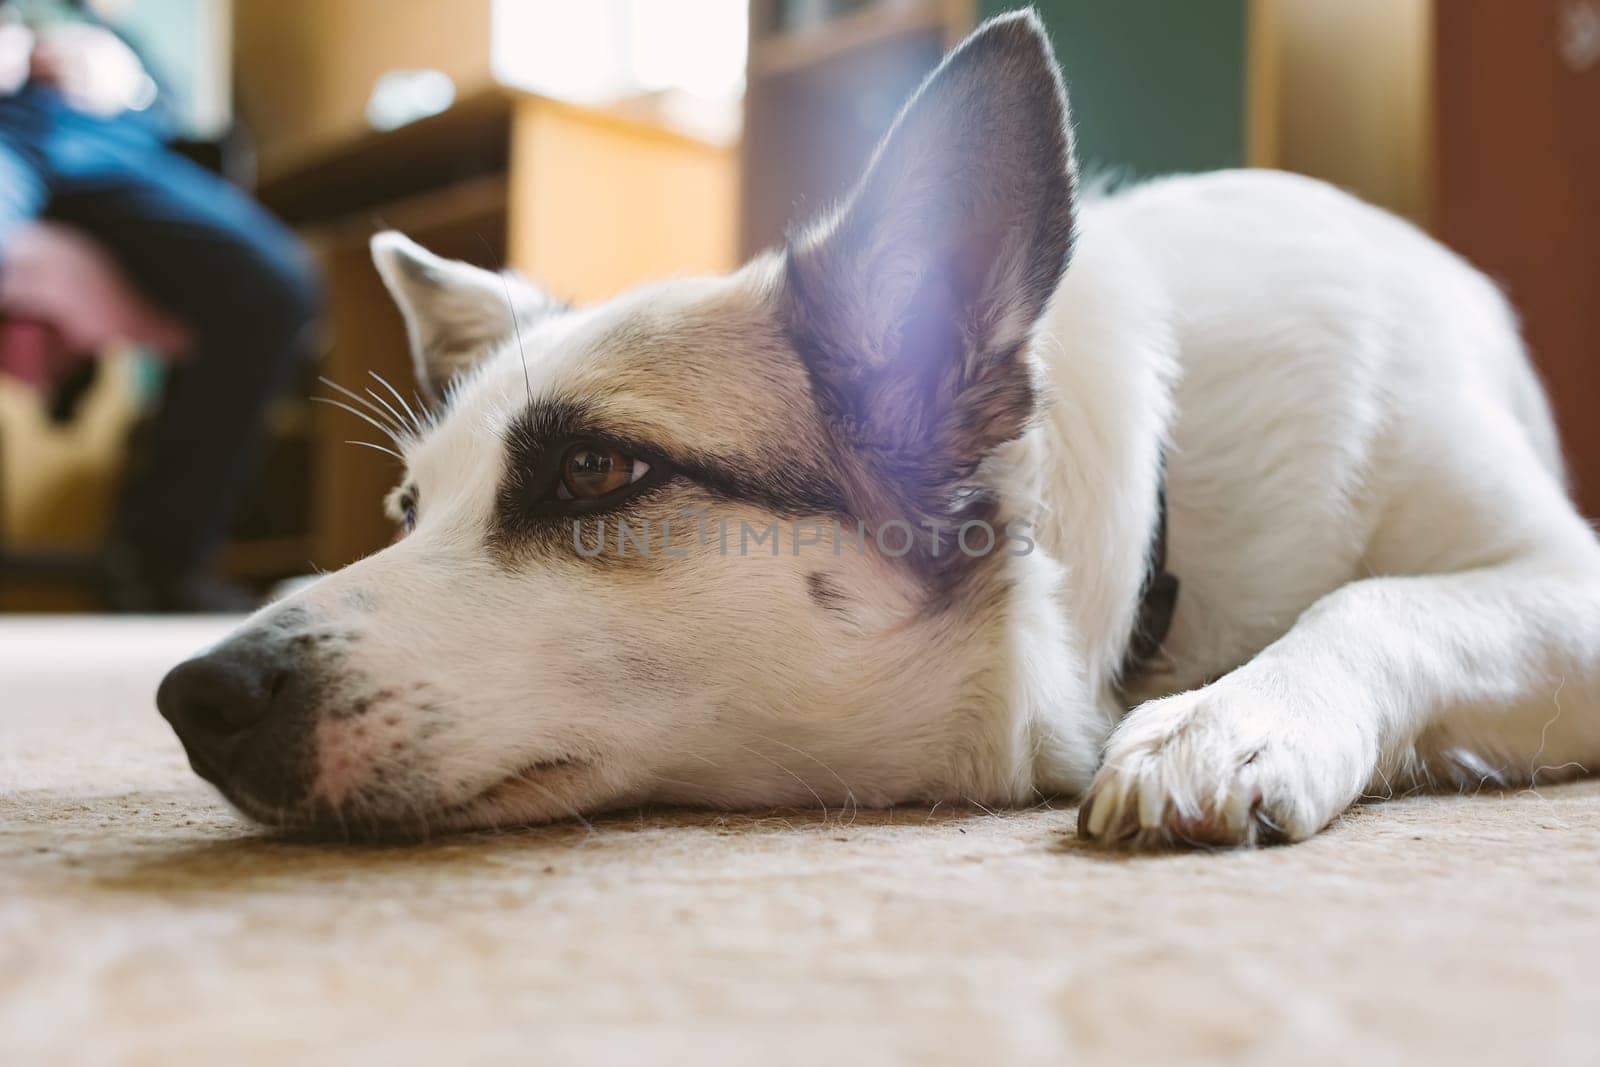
[158,11,1600,847]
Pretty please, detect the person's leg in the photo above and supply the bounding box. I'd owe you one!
[43,113,321,608]
[0,132,52,388]
[0,92,54,271]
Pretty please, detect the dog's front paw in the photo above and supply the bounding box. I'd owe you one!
[1076,686,1342,849]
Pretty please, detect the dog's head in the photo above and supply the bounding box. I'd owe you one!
[158,13,1092,834]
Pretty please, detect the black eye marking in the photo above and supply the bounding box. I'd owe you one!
[489,400,850,556]
[398,485,419,534]
[806,571,850,614]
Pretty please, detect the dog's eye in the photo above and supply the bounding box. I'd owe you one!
[393,489,418,541]
[557,443,649,501]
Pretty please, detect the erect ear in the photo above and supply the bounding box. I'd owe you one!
[782,11,1075,546]
[370,231,558,402]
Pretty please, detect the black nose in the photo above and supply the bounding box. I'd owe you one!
[157,633,318,811]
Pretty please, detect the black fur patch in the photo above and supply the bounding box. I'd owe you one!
[805,571,850,614]
[489,399,850,562]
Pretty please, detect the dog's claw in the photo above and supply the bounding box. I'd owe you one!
[1076,797,1092,837]
[1220,767,1259,839]
[1136,773,1165,830]
[1083,789,1111,838]
[1074,684,1343,850]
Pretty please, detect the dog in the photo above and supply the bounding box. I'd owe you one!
[157,11,1600,847]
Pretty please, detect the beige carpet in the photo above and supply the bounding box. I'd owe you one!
[3,617,1597,1066]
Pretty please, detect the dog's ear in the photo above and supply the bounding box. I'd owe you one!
[370,232,556,402]
[783,12,1075,543]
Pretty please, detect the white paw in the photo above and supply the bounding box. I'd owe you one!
[1077,686,1344,849]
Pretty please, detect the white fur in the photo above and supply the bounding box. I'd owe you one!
[1062,170,1600,844]
[173,0,1599,851]
[243,166,1600,848]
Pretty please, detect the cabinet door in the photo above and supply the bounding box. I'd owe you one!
[1436,0,1600,517]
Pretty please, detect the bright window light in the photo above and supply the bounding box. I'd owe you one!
[492,0,746,106]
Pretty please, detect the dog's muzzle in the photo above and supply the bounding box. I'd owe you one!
[157,628,321,815]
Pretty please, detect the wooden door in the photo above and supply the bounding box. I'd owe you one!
[1435,0,1600,518]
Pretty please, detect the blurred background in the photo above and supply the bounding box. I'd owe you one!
[0,0,1594,612]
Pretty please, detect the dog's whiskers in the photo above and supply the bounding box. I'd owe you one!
[746,732,860,824]
[505,770,595,837]
[312,394,405,447]
[734,740,829,817]
[368,370,429,437]
[474,230,532,404]
[318,374,407,431]
[360,384,412,439]
[345,439,404,460]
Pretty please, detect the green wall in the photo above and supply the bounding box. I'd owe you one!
[984,1,1248,178]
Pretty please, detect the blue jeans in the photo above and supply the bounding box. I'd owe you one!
[0,86,320,584]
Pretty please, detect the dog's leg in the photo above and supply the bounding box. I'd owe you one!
[1078,541,1600,847]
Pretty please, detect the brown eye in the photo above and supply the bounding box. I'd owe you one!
[557,443,648,500]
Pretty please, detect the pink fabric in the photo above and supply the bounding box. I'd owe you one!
[0,316,79,390]
[0,222,189,394]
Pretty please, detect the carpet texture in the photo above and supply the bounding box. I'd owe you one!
[3,616,1597,1066]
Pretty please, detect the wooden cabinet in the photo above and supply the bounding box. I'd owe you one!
[261,91,737,569]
